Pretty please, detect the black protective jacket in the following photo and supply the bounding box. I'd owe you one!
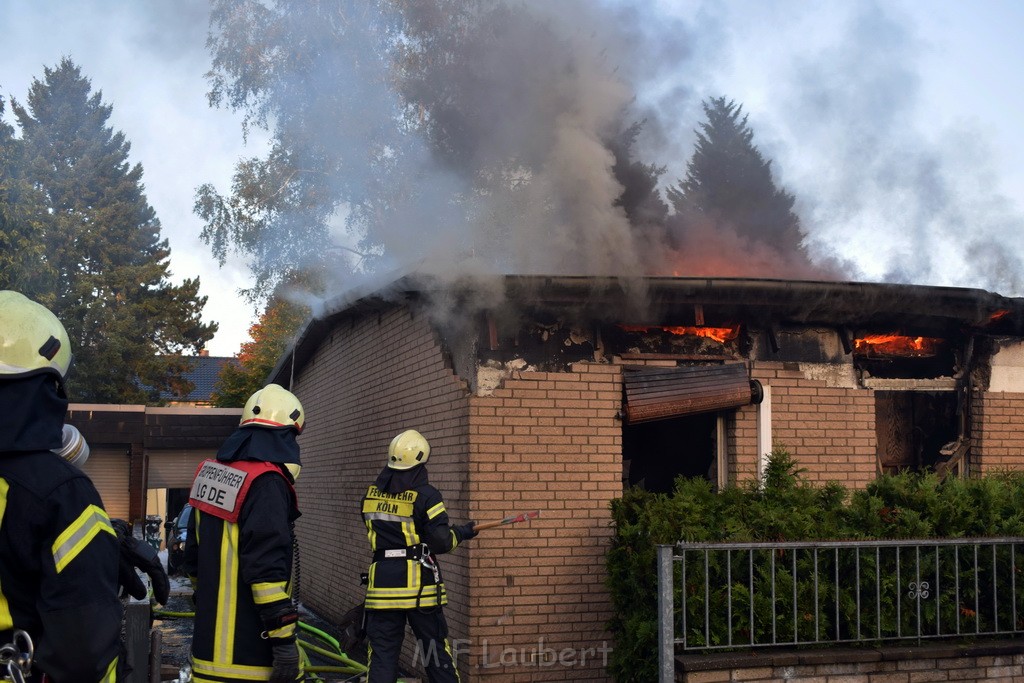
[362,465,467,610]
[0,376,122,682]
[183,427,300,683]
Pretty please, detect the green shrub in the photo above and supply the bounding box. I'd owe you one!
[606,449,1024,682]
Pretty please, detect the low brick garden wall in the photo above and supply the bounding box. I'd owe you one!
[676,640,1024,682]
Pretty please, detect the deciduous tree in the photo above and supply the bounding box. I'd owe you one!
[197,0,668,299]
[211,296,308,407]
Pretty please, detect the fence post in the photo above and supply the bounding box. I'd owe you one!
[658,544,675,683]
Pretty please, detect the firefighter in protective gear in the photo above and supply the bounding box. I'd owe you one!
[362,429,477,683]
[183,383,304,683]
[0,290,122,682]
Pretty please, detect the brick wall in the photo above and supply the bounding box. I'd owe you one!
[465,362,621,681]
[973,390,1024,474]
[292,305,472,672]
[293,325,892,680]
[728,406,759,485]
[732,362,877,488]
[678,642,1024,682]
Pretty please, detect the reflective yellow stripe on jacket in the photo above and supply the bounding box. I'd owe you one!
[214,521,240,664]
[51,504,115,573]
[251,581,289,605]
[0,479,12,629]
[426,501,445,519]
[251,581,295,639]
[101,655,117,683]
[362,486,418,548]
[191,656,273,683]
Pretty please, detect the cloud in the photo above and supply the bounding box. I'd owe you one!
[3,0,267,355]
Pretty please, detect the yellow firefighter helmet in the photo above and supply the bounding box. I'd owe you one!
[387,429,430,470]
[240,383,305,433]
[0,290,72,381]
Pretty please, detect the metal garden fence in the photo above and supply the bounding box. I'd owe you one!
[656,537,1024,682]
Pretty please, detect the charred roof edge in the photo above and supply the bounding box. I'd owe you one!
[269,275,1024,386]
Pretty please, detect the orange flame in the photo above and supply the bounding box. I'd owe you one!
[619,324,740,343]
[990,309,1010,322]
[854,334,943,356]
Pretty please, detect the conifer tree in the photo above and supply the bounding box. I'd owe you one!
[0,97,53,295]
[667,97,805,257]
[10,59,216,403]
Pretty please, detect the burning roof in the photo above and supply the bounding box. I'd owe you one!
[270,274,1024,386]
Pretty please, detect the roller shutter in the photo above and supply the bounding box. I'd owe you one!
[147,450,213,489]
[79,447,131,520]
[623,363,763,424]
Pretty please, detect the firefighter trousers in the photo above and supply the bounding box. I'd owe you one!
[365,607,460,683]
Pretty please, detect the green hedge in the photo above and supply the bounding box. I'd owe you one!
[605,449,1024,682]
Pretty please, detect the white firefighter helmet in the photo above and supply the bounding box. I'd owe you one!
[240,383,305,433]
[387,429,430,470]
[0,291,72,381]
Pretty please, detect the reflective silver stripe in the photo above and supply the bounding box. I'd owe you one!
[427,502,446,519]
[191,654,273,680]
[52,504,115,573]
[364,512,411,523]
[251,581,288,605]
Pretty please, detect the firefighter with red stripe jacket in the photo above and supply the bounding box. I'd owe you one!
[183,384,304,683]
[362,429,477,683]
[0,291,122,682]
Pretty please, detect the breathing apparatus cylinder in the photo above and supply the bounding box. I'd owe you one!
[52,424,90,467]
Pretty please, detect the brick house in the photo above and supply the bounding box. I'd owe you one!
[61,352,242,527]
[64,404,240,523]
[271,274,1024,682]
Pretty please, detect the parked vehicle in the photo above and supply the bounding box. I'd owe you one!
[165,503,192,575]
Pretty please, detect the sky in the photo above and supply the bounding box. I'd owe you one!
[3,0,1024,356]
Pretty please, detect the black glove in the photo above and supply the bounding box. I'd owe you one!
[268,638,301,683]
[259,601,301,682]
[111,518,171,605]
[454,521,478,541]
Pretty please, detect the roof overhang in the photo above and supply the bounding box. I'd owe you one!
[269,274,1024,386]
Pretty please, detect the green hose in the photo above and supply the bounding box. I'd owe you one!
[152,609,368,674]
[153,609,195,618]
[297,639,367,673]
[298,621,343,653]
[298,645,324,682]
[304,665,364,674]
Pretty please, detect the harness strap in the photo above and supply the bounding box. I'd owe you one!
[370,544,444,611]
[372,544,429,562]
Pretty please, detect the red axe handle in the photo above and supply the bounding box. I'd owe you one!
[473,510,542,532]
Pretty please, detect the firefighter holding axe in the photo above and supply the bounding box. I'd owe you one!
[361,429,477,682]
